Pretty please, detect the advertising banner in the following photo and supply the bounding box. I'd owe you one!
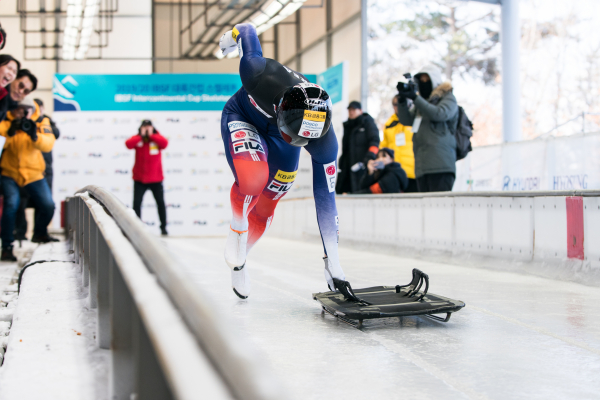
[454,132,600,192]
[53,73,242,236]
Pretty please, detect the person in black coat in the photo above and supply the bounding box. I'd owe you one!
[355,148,408,194]
[336,101,380,194]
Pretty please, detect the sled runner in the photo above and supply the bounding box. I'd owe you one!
[313,268,465,328]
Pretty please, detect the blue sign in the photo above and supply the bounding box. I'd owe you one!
[54,74,242,111]
[54,73,318,112]
[317,63,344,104]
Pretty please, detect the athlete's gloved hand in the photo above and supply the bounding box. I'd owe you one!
[219,30,237,56]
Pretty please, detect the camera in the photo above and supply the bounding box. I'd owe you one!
[20,118,34,133]
[396,73,416,93]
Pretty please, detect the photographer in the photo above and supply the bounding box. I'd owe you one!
[336,101,380,194]
[0,97,56,260]
[125,120,169,235]
[396,65,458,192]
[0,55,20,122]
[381,95,417,192]
[355,148,408,194]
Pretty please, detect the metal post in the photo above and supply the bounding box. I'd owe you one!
[89,220,98,309]
[83,205,90,287]
[360,0,368,110]
[326,0,332,68]
[501,0,522,142]
[134,310,174,400]
[109,258,135,400]
[97,235,111,349]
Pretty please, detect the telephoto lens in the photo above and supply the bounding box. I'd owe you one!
[21,119,33,133]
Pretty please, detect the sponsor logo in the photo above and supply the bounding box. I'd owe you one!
[304,110,326,122]
[144,221,156,226]
[167,220,184,226]
[87,118,104,123]
[88,153,102,158]
[113,135,129,140]
[166,118,180,123]
[233,141,265,154]
[167,203,181,208]
[214,169,224,174]
[58,153,68,158]
[267,180,293,193]
[193,220,208,226]
[188,152,198,157]
[112,152,130,159]
[189,186,198,191]
[192,134,206,140]
[323,161,336,193]
[228,121,258,133]
[166,169,183,174]
[165,152,183,158]
[191,203,209,209]
[275,170,297,182]
[84,170,94,175]
[115,169,129,174]
[166,186,184,192]
[61,170,79,175]
[217,220,230,227]
[86,135,103,142]
[62,136,76,141]
[214,203,225,208]
[191,168,209,175]
[230,130,260,142]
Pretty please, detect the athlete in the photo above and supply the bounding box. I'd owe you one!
[219,23,356,300]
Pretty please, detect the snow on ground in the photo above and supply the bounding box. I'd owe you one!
[0,241,109,400]
[164,236,600,400]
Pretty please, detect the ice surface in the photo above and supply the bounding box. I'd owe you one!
[165,236,600,400]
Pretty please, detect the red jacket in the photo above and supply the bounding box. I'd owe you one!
[125,131,168,183]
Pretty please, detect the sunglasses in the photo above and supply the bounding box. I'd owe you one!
[18,81,31,95]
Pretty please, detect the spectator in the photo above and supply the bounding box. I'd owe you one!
[125,120,169,235]
[0,96,56,260]
[14,98,60,243]
[336,101,380,194]
[355,148,408,194]
[381,95,417,192]
[7,68,36,109]
[397,65,458,192]
[0,55,20,121]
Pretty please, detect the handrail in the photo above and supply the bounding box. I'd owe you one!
[73,186,285,400]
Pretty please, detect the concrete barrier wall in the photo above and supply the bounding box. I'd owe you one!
[267,191,600,286]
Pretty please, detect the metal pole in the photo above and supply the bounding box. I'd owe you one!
[360,0,368,110]
[501,0,522,142]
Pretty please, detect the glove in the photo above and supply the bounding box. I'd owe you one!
[7,119,19,137]
[397,84,417,100]
[219,30,237,56]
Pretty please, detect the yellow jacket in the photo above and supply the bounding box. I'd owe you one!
[381,113,415,179]
[0,104,55,187]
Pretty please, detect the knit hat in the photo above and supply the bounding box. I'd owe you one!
[379,147,395,160]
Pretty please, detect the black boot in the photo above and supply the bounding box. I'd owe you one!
[31,234,60,243]
[1,247,17,262]
[161,227,168,236]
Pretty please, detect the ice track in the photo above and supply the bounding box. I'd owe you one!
[164,237,600,400]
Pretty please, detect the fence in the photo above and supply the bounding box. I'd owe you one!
[268,190,600,286]
[65,186,285,400]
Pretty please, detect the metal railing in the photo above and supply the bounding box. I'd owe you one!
[65,186,285,400]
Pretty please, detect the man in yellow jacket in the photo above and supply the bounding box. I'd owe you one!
[380,95,418,192]
[0,98,56,260]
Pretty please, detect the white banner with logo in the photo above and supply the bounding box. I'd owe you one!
[454,132,600,192]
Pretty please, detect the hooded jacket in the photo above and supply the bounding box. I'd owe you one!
[397,65,458,178]
[336,112,380,193]
[355,162,408,194]
[0,103,56,187]
[125,131,169,184]
[381,114,415,179]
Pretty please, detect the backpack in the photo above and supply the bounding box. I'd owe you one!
[454,106,473,160]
